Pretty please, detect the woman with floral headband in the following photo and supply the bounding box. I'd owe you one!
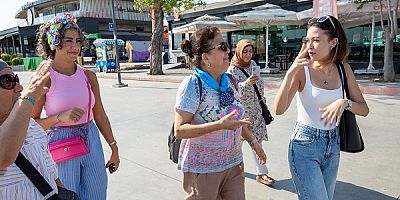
[31,13,119,199]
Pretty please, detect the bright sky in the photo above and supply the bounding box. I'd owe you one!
[0,0,31,30]
[0,0,226,31]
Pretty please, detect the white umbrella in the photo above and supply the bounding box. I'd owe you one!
[297,0,385,73]
[296,0,389,28]
[225,4,306,70]
[193,14,221,21]
[226,7,304,26]
[253,3,280,10]
[172,14,240,34]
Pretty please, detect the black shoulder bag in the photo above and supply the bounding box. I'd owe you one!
[337,63,365,153]
[15,152,80,200]
[168,75,202,163]
[239,68,274,125]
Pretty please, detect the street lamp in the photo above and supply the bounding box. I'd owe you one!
[283,37,287,54]
[111,0,128,88]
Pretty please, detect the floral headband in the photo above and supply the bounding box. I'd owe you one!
[46,13,77,51]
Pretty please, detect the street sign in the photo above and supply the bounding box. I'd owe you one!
[108,23,114,31]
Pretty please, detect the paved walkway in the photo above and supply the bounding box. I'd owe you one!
[94,67,400,96]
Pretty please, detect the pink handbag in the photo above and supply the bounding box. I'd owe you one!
[49,69,92,163]
[49,134,89,163]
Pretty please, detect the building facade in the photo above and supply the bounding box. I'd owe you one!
[168,0,400,72]
[0,0,152,57]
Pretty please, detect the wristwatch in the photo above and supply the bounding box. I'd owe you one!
[344,99,353,110]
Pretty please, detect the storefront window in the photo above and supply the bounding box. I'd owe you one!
[173,33,184,50]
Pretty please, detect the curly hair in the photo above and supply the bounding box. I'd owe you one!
[180,27,220,67]
[36,21,87,60]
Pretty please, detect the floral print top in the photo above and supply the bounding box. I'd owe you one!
[227,60,269,141]
[174,75,245,173]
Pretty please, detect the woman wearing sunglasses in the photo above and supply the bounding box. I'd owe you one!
[174,27,266,200]
[274,15,369,200]
[227,39,275,186]
[0,60,63,198]
[30,14,119,199]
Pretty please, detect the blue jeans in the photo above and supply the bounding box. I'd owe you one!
[288,122,340,200]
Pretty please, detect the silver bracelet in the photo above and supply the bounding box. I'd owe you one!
[108,140,117,147]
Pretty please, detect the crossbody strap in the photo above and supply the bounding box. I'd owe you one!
[83,69,92,133]
[15,153,59,199]
[336,62,350,99]
[239,68,263,102]
[194,74,202,101]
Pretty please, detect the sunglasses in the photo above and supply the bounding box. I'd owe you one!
[206,42,230,53]
[0,74,19,90]
[308,15,336,31]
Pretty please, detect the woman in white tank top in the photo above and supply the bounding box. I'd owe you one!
[274,15,369,200]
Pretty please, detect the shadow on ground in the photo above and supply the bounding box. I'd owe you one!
[245,173,397,200]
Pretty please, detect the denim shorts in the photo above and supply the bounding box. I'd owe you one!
[288,122,340,200]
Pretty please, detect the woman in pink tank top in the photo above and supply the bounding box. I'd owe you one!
[31,13,119,200]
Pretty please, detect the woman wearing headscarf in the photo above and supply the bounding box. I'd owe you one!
[227,39,275,186]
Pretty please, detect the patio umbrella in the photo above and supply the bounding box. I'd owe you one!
[225,3,306,70]
[193,14,221,21]
[172,14,240,34]
[297,0,387,73]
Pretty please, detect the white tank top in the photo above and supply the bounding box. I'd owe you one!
[296,66,343,130]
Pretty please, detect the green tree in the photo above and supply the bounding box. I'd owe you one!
[354,0,398,81]
[133,0,205,75]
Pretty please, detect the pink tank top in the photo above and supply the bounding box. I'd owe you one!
[44,65,95,126]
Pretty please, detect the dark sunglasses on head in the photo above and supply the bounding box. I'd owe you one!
[206,42,230,53]
[308,15,336,31]
[0,74,19,90]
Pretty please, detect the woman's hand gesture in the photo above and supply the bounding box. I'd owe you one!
[219,110,250,130]
[57,107,86,123]
[21,61,52,101]
[288,43,311,74]
[319,99,348,126]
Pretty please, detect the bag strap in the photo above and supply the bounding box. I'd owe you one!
[83,69,92,133]
[15,152,59,200]
[336,62,350,99]
[194,74,202,101]
[239,68,263,102]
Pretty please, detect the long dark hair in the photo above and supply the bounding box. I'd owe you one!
[308,15,349,64]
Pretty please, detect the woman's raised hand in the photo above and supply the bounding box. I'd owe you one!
[288,43,311,74]
[21,61,52,101]
[246,74,259,86]
[219,110,250,130]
